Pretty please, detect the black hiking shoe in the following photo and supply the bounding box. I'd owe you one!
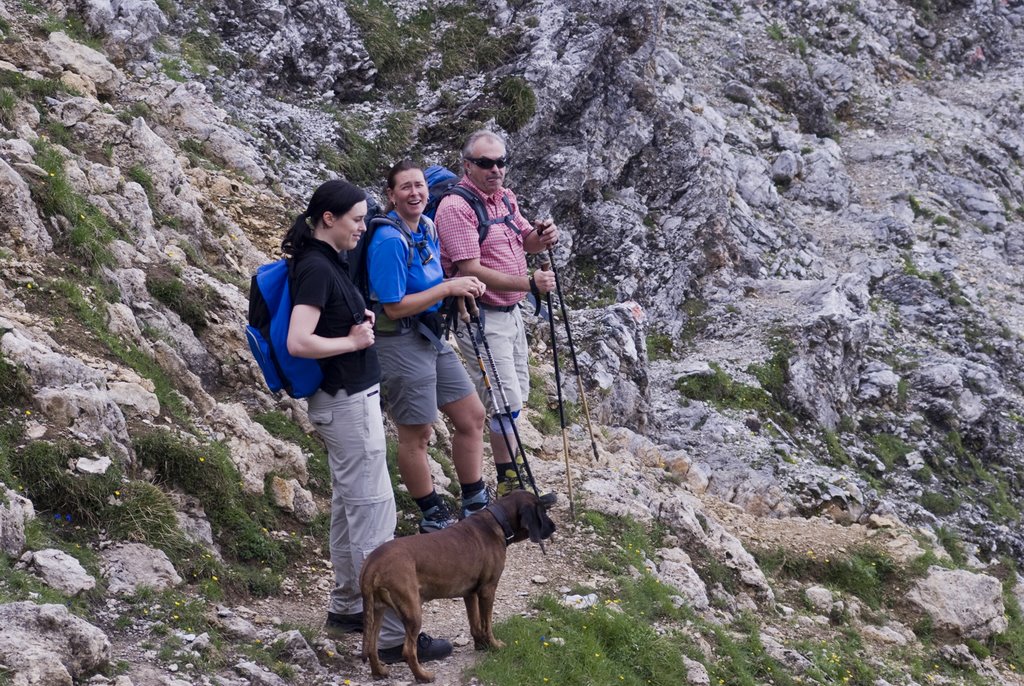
[419,502,457,533]
[378,632,453,665]
[324,611,363,637]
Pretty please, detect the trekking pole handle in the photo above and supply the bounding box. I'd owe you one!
[465,295,479,318]
[457,296,471,323]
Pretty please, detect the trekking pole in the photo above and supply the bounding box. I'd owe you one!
[537,228,601,464]
[456,298,538,496]
[539,255,575,520]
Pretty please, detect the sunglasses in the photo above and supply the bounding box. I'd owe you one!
[465,155,508,170]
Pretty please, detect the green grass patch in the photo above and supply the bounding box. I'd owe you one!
[918,491,960,516]
[0,69,72,100]
[747,335,792,407]
[160,57,187,82]
[332,111,415,186]
[526,368,578,435]
[790,629,878,685]
[674,363,792,432]
[51,278,189,423]
[754,546,899,610]
[934,526,966,566]
[646,332,674,361]
[345,0,431,84]
[0,352,30,408]
[105,481,212,576]
[493,76,536,132]
[181,29,236,75]
[32,141,118,271]
[130,587,218,636]
[10,439,122,526]
[145,269,212,333]
[994,561,1024,670]
[39,14,103,50]
[126,164,155,201]
[0,87,17,128]
[0,422,23,487]
[430,6,515,83]
[822,429,850,467]
[472,594,694,685]
[133,430,287,574]
[869,433,912,470]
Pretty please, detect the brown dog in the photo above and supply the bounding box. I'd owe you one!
[360,490,556,682]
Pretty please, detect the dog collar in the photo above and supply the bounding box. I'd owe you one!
[486,505,516,546]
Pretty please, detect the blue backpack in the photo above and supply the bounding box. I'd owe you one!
[245,259,323,398]
[423,165,459,221]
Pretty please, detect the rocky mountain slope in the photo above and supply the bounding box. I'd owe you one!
[1,0,1024,683]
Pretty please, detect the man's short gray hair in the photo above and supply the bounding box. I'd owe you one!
[462,130,506,159]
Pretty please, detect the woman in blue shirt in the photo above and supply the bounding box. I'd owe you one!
[367,160,489,532]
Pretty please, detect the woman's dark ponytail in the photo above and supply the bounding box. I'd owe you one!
[282,180,366,256]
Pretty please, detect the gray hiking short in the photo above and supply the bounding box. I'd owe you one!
[376,332,476,426]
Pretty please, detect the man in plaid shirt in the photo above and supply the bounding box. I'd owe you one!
[435,129,559,496]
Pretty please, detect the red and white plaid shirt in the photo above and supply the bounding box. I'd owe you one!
[435,177,535,308]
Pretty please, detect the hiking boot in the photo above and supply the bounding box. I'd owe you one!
[460,488,489,519]
[419,502,457,533]
[378,632,453,665]
[497,481,561,507]
[495,477,522,498]
[324,611,363,637]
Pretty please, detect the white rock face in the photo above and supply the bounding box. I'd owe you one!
[655,547,709,610]
[0,484,35,556]
[0,158,53,257]
[100,543,183,595]
[81,0,168,60]
[18,549,97,596]
[0,602,110,685]
[40,32,124,96]
[907,568,1008,640]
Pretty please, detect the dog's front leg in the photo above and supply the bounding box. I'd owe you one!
[477,584,505,649]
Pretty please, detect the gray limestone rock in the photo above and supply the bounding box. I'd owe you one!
[907,568,1007,640]
[233,660,288,686]
[80,0,168,60]
[0,158,53,257]
[771,150,803,185]
[655,547,709,611]
[18,548,97,596]
[100,543,183,595]
[0,483,35,556]
[0,602,110,685]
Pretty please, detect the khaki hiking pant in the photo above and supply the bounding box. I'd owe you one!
[307,384,405,647]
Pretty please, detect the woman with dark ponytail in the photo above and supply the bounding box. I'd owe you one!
[285,179,452,666]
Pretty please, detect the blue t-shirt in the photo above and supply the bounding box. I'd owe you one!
[366,213,445,313]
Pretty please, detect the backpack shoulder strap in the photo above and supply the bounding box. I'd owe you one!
[499,195,520,235]
[446,185,494,245]
[369,215,416,268]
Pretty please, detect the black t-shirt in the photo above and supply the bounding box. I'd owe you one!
[290,239,381,395]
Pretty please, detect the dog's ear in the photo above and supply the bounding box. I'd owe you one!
[522,503,556,543]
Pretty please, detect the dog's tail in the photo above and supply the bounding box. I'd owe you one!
[361,570,378,664]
